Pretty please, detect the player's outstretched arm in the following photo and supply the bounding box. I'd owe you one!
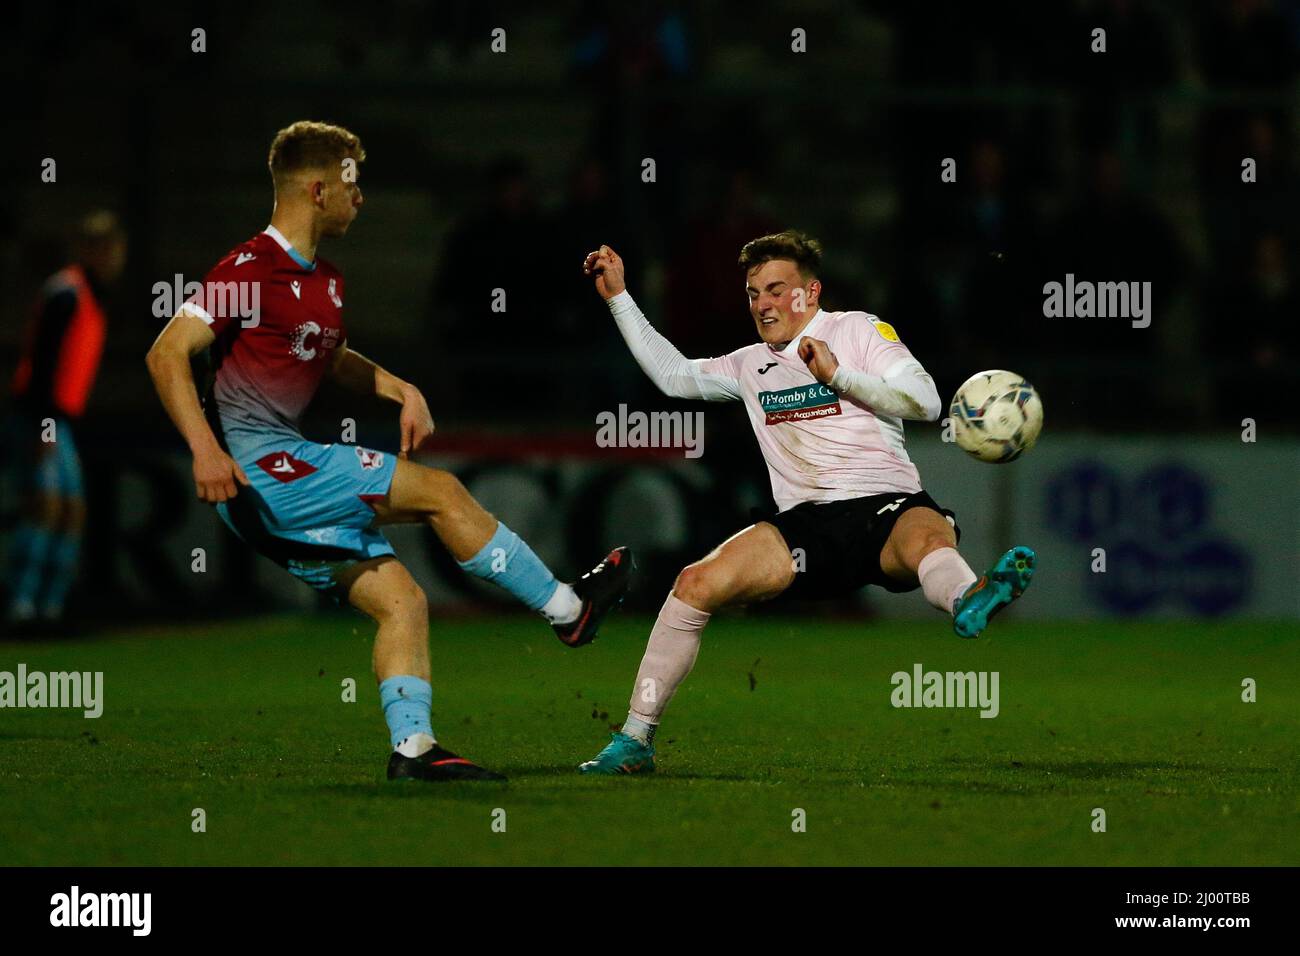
[583,245,741,402]
[798,336,942,421]
[326,343,434,459]
[145,310,251,503]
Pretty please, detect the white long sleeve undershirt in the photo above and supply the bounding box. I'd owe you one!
[606,291,741,401]
[606,289,941,421]
[829,360,943,422]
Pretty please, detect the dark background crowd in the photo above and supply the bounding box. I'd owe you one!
[2,0,1297,445]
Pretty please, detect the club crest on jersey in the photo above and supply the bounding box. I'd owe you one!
[355,447,385,471]
[328,278,343,308]
[255,451,318,483]
[759,383,842,425]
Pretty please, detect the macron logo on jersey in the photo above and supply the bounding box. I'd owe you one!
[255,451,318,483]
[290,280,302,300]
[328,278,343,308]
[235,253,256,266]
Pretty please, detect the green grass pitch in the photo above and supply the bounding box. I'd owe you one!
[1,613,1295,866]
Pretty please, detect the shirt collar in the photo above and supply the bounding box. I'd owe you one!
[263,225,316,271]
[774,309,827,354]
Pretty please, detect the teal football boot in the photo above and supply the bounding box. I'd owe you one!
[578,732,656,775]
[953,546,1036,639]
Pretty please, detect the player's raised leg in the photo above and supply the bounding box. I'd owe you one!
[878,506,1035,639]
[372,458,632,647]
[338,555,505,781]
[580,522,795,775]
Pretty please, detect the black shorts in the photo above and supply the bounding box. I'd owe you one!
[763,490,960,600]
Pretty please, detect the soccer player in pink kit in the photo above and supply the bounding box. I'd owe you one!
[146,122,632,783]
[578,232,1035,775]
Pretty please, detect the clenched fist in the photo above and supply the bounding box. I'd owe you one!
[192,445,250,504]
[583,244,626,300]
[797,336,840,385]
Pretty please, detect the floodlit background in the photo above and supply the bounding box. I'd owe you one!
[2,1,1297,623]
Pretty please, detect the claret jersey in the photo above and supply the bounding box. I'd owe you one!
[181,226,346,459]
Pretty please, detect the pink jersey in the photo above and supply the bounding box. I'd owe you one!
[698,309,924,511]
[181,227,346,457]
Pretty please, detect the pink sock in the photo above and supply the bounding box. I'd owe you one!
[917,547,978,615]
[627,593,710,724]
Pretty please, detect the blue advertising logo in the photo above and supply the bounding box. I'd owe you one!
[1045,462,1251,615]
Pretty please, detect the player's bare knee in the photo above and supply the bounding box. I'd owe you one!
[910,531,957,568]
[392,578,428,626]
[362,572,427,627]
[672,563,718,611]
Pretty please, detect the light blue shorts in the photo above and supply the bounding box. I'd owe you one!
[216,440,398,593]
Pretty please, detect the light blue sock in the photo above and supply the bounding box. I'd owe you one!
[8,523,54,613]
[40,532,82,617]
[379,675,434,749]
[457,521,561,611]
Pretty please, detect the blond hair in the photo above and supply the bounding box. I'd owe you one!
[268,121,365,187]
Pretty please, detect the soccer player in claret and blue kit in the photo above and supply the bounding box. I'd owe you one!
[577,234,1036,775]
[147,121,632,782]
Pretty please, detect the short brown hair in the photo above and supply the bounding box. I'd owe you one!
[268,121,365,187]
[738,230,823,279]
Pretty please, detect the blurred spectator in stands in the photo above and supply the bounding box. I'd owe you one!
[1195,0,1298,266]
[1045,147,1188,358]
[893,140,1039,374]
[570,1,693,238]
[570,1,690,84]
[1208,232,1298,422]
[431,155,549,348]
[664,166,780,359]
[547,153,643,344]
[1200,112,1294,276]
[1072,0,1179,139]
[1198,0,1296,88]
[6,211,126,632]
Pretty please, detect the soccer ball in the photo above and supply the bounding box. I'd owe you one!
[949,370,1043,463]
